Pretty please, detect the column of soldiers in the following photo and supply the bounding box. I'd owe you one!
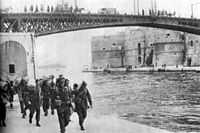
[0,78,17,127]
[0,75,93,133]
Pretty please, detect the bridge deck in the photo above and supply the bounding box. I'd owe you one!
[1,13,200,36]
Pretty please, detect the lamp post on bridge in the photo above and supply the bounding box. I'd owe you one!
[191,2,200,18]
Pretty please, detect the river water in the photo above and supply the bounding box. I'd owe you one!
[37,68,200,132]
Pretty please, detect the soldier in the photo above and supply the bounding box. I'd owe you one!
[55,78,72,133]
[56,75,64,88]
[7,81,15,108]
[41,79,51,116]
[72,83,79,112]
[22,79,31,118]
[49,75,57,115]
[74,81,92,131]
[0,78,9,127]
[29,80,42,127]
[17,78,26,116]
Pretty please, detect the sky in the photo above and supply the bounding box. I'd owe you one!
[1,0,200,18]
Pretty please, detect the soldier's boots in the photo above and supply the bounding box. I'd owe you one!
[60,129,65,133]
[36,121,41,127]
[29,118,32,124]
[10,103,13,109]
[22,112,26,118]
[51,110,54,115]
[0,120,6,127]
[80,125,85,131]
[44,111,48,116]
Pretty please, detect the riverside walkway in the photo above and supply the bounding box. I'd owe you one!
[1,97,173,133]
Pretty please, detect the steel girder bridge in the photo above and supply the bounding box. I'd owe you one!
[1,13,200,37]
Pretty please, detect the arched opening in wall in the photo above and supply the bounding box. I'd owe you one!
[0,41,27,81]
[187,58,192,67]
[138,56,142,64]
[190,40,193,47]
[138,43,141,55]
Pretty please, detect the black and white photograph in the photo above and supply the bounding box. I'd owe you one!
[0,0,200,133]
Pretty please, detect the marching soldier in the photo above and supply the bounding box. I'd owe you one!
[0,78,9,127]
[17,78,26,116]
[72,83,79,112]
[74,81,92,131]
[29,80,42,127]
[49,76,57,115]
[21,79,31,118]
[41,79,51,116]
[56,75,64,88]
[55,78,73,133]
[6,81,15,108]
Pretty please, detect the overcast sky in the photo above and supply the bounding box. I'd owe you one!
[1,0,200,18]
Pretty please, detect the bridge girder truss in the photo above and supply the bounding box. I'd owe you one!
[1,13,200,37]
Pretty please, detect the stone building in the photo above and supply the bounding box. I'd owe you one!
[125,28,186,67]
[152,30,185,67]
[91,28,200,69]
[185,34,200,66]
[153,42,185,67]
[124,28,157,68]
[91,32,125,69]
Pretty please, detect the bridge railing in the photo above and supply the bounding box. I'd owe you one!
[1,13,200,35]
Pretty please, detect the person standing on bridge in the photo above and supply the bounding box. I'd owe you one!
[29,80,42,127]
[74,81,93,131]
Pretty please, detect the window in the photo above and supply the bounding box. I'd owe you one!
[190,40,193,47]
[9,64,15,73]
[138,57,142,64]
[138,43,141,55]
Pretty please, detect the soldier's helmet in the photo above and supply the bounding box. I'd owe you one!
[82,81,87,86]
[49,75,54,79]
[59,74,63,78]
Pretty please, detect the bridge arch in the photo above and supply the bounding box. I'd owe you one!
[36,22,200,37]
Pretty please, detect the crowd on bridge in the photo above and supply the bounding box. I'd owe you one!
[1,19,93,33]
[1,21,73,33]
[1,9,178,33]
[0,75,93,133]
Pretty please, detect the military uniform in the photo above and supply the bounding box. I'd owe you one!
[21,82,31,118]
[0,84,8,127]
[50,81,57,115]
[29,83,42,127]
[17,79,26,115]
[22,85,31,118]
[41,80,50,116]
[74,82,92,130]
[56,85,72,133]
[6,81,15,108]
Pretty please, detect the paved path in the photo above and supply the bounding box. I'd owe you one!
[1,98,173,133]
